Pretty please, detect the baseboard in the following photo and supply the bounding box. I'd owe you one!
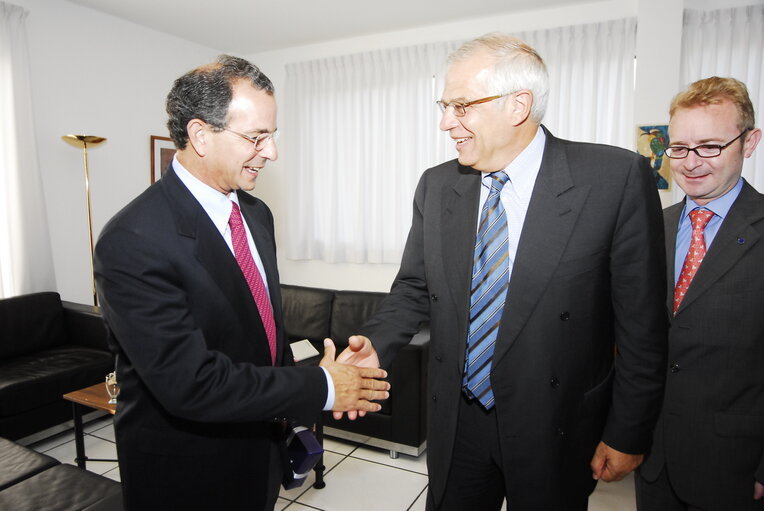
[322,426,426,458]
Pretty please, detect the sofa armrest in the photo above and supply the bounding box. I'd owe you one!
[388,326,429,445]
[61,302,109,352]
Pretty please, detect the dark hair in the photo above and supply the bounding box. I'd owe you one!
[166,55,274,150]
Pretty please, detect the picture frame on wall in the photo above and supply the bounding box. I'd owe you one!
[636,125,671,191]
[151,135,176,184]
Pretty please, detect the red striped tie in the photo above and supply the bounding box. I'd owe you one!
[229,201,277,364]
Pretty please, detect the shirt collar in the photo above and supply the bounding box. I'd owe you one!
[680,177,743,221]
[483,126,545,201]
[172,156,238,236]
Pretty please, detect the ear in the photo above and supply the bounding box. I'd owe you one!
[186,119,209,157]
[743,128,761,158]
[508,90,533,126]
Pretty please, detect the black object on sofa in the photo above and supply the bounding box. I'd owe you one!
[281,284,429,458]
[0,292,113,441]
[0,437,122,510]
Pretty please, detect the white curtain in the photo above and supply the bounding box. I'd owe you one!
[520,18,637,149]
[284,43,458,264]
[676,5,764,201]
[284,19,637,263]
[0,2,56,298]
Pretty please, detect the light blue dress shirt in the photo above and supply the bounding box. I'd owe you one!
[673,177,744,285]
[477,126,546,282]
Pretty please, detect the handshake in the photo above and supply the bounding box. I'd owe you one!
[319,335,387,420]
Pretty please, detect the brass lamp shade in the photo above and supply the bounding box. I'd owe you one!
[62,134,107,306]
[62,134,107,147]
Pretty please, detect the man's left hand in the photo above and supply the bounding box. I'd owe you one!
[590,441,643,482]
[755,480,764,500]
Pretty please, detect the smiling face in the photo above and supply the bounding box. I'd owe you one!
[439,50,536,173]
[669,100,759,205]
[185,79,278,194]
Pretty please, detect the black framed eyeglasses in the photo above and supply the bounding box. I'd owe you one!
[435,94,509,117]
[222,127,279,151]
[665,129,750,159]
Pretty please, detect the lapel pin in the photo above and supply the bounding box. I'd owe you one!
[737,237,745,244]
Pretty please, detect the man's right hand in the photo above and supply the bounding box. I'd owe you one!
[320,338,390,413]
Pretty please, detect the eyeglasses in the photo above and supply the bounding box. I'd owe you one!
[222,127,279,151]
[665,129,750,159]
[435,93,509,117]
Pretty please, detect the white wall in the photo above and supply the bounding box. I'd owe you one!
[12,0,219,303]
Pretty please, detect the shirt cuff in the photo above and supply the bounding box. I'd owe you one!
[321,366,335,411]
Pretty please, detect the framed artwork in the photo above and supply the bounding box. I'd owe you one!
[151,135,175,184]
[636,125,671,191]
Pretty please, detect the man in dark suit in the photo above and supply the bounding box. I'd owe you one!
[337,34,667,510]
[636,77,764,510]
[94,55,390,511]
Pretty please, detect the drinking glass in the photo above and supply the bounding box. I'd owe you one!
[105,372,120,405]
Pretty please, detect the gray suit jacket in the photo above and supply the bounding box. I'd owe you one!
[361,127,668,510]
[639,180,764,510]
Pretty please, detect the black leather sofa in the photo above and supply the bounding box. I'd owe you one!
[281,284,429,458]
[0,436,122,510]
[0,293,113,441]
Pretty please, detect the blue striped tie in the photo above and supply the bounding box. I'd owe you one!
[463,171,510,410]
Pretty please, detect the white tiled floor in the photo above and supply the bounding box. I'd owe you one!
[27,416,636,510]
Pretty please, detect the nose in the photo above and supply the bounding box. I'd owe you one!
[682,150,703,171]
[259,137,278,161]
[439,107,459,132]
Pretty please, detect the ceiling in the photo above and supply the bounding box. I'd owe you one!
[66,0,594,54]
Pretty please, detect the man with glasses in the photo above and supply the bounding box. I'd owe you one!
[94,55,390,511]
[338,34,667,510]
[636,76,764,510]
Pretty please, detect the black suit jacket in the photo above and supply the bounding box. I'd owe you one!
[639,180,764,510]
[360,127,668,510]
[94,167,327,511]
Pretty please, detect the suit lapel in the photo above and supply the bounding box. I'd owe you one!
[663,202,683,312]
[442,165,482,369]
[493,130,590,366]
[675,182,764,315]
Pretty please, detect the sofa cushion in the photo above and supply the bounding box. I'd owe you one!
[0,463,122,511]
[0,292,66,360]
[0,346,113,416]
[0,437,59,491]
[329,290,386,350]
[281,285,334,344]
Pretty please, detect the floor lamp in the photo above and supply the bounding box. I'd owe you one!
[62,134,106,307]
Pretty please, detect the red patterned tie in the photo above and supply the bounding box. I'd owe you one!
[229,201,277,364]
[673,209,714,314]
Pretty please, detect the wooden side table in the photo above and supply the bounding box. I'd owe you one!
[63,383,116,469]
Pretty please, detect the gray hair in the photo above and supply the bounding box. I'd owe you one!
[448,33,549,122]
[166,55,274,150]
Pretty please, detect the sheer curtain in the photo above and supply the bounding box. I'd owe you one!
[284,43,457,263]
[0,2,56,297]
[676,5,764,201]
[284,19,637,263]
[521,18,637,149]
